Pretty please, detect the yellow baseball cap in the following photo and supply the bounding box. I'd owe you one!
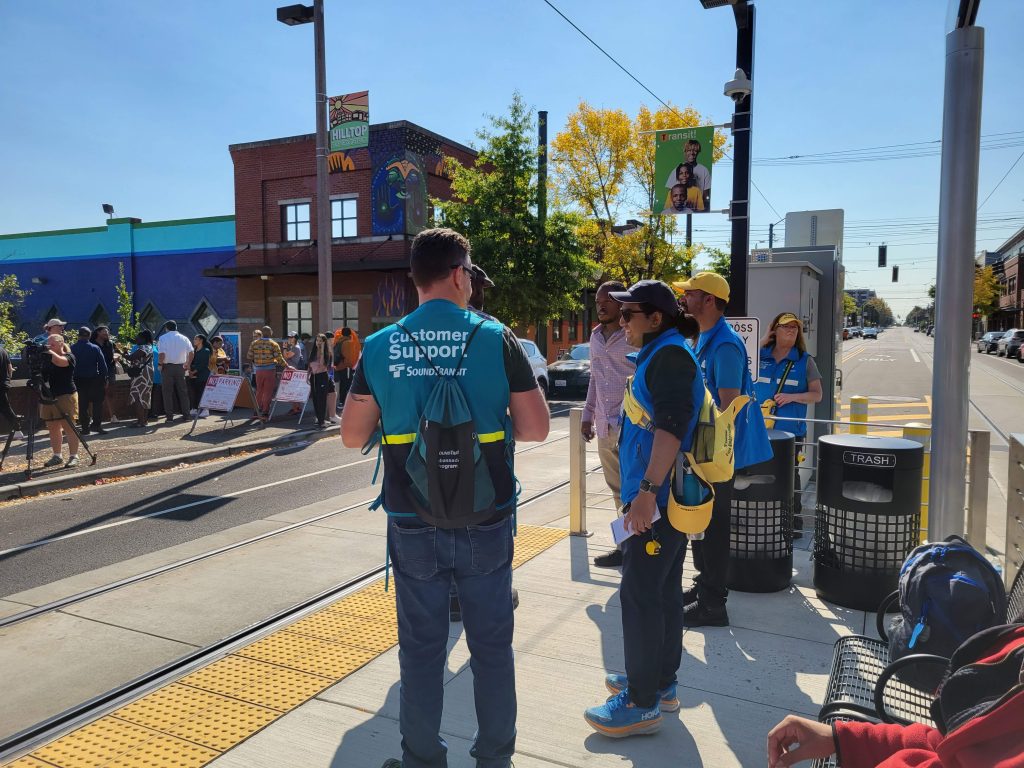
[672,271,730,301]
[775,313,803,329]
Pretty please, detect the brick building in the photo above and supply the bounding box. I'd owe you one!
[991,225,1024,331]
[205,121,476,340]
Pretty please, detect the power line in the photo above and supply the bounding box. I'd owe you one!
[977,149,1024,212]
[539,0,783,221]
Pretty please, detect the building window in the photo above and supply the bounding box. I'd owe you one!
[1010,277,1018,295]
[191,300,221,336]
[282,202,311,242]
[568,312,579,341]
[332,300,359,333]
[331,198,357,238]
[139,302,166,333]
[284,300,313,337]
[89,304,111,330]
[551,318,562,342]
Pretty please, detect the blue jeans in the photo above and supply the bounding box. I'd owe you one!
[388,516,516,768]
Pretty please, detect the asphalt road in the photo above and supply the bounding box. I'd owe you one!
[0,407,574,599]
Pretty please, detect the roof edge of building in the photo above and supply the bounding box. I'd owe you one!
[0,215,235,241]
[228,119,477,157]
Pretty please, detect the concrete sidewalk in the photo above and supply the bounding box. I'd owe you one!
[0,407,332,497]
[204,461,859,768]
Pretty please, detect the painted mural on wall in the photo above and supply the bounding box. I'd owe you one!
[373,273,407,319]
[371,154,427,236]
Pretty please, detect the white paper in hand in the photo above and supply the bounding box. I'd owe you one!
[611,509,662,547]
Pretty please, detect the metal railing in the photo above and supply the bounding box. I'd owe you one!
[1006,434,1024,591]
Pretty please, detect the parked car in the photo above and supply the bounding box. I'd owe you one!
[547,343,591,399]
[996,328,1024,359]
[976,331,1005,354]
[849,326,863,338]
[517,338,549,396]
[862,327,879,340]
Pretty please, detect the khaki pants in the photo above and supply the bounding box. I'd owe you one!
[597,423,623,514]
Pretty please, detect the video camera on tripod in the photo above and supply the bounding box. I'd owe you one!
[22,340,55,404]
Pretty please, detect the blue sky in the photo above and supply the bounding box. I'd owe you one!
[2,0,1022,319]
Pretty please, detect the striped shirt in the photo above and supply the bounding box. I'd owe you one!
[583,325,637,438]
[246,338,287,369]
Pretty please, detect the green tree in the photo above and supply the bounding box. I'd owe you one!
[706,247,731,282]
[436,93,597,327]
[906,305,928,327]
[0,275,29,352]
[843,293,857,320]
[551,101,724,283]
[863,296,894,327]
[973,266,1000,317]
[115,261,142,343]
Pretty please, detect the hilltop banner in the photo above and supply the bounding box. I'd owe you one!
[654,125,714,215]
[329,91,369,152]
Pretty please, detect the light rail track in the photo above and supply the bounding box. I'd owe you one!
[0,466,599,762]
[0,429,575,629]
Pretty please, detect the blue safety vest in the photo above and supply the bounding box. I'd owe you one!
[694,316,772,470]
[619,329,702,508]
[755,346,811,437]
[360,299,515,522]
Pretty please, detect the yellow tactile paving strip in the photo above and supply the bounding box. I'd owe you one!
[5,524,568,768]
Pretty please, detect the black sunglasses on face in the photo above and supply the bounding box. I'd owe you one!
[620,308,652,322]
[449,263,473,279]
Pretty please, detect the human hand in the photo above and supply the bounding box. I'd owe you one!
[581,420,595,442]
[766,715,835,768]
[625,491,656,534]
[773,392,797,406]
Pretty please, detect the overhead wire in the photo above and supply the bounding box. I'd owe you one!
[538,0,783,221]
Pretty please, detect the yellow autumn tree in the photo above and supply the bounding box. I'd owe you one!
[552,101,728,285]
[973,265,1000,317]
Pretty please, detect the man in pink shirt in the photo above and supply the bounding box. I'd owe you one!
[582,281,638,568]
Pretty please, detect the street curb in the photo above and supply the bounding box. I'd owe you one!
[0,426,339,501]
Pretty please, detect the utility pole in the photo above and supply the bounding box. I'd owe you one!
[930,18,984,540]
[729,1,754,315]
[312,0,332,334]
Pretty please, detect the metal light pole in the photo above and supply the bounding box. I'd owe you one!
[699,0,754,315]
[278,2,333,334]
[929,13,984,540]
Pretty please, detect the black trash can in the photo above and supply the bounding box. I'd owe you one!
[727,428,795,593]
[814,434,923,611]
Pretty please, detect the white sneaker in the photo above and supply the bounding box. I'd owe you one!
[13,431,25,440]
[199,409,209,418]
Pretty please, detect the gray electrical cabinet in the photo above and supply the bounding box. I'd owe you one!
[747,245,844,447]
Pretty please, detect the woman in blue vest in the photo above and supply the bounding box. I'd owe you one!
[755,312,822,537]
[583,280,704,739]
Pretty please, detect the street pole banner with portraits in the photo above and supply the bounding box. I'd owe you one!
[655,126,714,216]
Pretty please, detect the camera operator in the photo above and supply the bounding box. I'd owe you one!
[39,334,81,468]
[0,339,24,439]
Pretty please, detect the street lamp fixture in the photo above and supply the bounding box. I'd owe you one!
[698,0,736,8]
[276,4,313,25]
[102,203,115,219]
[277,1,333,335]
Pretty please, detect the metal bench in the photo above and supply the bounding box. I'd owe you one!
[818,563,1023,726]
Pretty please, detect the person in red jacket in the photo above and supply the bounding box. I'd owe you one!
[767,692,1024,768]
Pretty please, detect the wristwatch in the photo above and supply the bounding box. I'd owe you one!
[638,478,660,495]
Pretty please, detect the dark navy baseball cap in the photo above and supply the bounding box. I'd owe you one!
[609,279,680,317]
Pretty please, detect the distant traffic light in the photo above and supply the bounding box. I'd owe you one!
[892,265,899,282]
[878,244,887,268]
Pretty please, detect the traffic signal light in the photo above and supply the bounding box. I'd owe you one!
[878,244,887,268]
[972,311,980,320]
[892,265,899,282]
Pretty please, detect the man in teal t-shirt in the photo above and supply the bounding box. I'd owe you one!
[342,228,550,768]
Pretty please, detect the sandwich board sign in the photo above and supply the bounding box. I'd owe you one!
[190,374,260,434]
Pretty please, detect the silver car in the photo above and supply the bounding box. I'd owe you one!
[517,338,550,396]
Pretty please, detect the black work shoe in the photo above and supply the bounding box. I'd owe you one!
[593,549,623,568]
[682,584,699,607]
[512,588,520,610]
[449,594,461,623]
[683,602,729,628]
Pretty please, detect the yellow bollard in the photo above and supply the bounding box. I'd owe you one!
[850,396,869,435]
[902,422,931,543]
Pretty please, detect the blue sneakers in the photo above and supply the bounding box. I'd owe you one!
[604,673,680,712]
[584,688,662,737]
